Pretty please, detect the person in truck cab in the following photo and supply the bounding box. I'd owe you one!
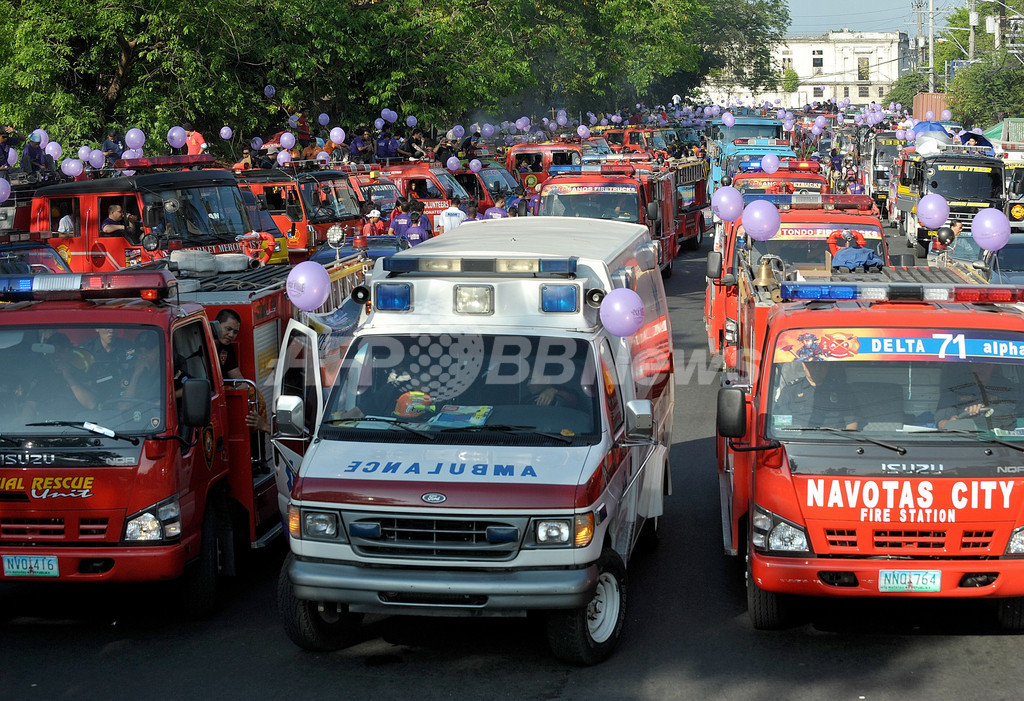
[775,360,858,430]
[31,333,98,413]
[100,204,139,236]
[936,363,1022,432]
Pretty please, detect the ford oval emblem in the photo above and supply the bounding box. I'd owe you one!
[421,492,447,504]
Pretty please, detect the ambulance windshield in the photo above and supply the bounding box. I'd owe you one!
[321,334,601,445]
[765,328,1024,453]
[0,325,165,438]
[143,185,250,245]
[539,185,641,222]
[299,179,361,222]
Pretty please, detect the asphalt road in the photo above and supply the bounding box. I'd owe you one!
[4,229,1024,700]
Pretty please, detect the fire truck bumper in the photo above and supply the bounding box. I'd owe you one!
[288,557,599,616]
[0,537,197,583]
[751,552,1024,598]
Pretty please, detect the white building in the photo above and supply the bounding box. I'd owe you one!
[702,30,914,109]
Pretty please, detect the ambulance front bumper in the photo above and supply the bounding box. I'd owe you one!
[288,557,599,615]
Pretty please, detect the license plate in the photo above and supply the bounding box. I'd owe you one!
[2,554,59,577]
[879,569,940,593]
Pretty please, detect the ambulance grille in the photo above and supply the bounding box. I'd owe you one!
[873,530,945,550]
[348,514,528,561]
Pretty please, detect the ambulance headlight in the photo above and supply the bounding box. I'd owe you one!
[534,514,594,548]
[1006,526,1024,556]
[302,510,340,540]
[124,496,181,542]
[536,519,570,544]
[454,285,493,314]
[751,505,809,553]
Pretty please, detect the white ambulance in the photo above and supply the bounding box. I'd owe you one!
[273,218,675,665]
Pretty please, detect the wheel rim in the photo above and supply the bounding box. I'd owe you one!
[586,571,621,643]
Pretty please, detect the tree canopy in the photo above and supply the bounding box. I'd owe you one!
[0,0,788,153]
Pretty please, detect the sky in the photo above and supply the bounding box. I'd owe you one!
[785,0,955,37]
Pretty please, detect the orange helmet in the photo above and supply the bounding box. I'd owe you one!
[394,391,435,418]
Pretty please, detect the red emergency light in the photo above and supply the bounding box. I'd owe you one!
[777,160,821,173]
[0,270,176,302]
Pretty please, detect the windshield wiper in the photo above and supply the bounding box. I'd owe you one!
[25,420,140,445]
[322,416,435,441]
[787,426,906,455]
[439,424,575,444]
[913,427,1024,453]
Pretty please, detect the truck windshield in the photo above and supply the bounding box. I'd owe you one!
[646,132,668,150]
[583,139,613,155]
[480,168,519,197]
[716,124,784,142]
[874,138,904,168]
[321,334,600,445]
[298,179,361,222]
[0,325,165,437]
[142,185,250,245]
[928,164,1003,200]
[748,224,885,265]
[360,182,401,214]
[429,170,471,199]
[765,329,1024,452]
[539,184,641,221]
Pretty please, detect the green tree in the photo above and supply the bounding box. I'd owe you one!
[947,53,1024,129]
[782,68,800,93]
[885,71,932,113]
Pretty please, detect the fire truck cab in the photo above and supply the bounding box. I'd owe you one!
[275,218,675,665]
[503,143,585,190]
[376,162,472,229]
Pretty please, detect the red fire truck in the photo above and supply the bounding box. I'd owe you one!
[24,155,288,272]
[716,278,1024,630]
[0,256,363,614]
[376,162,472,229]
[601,127,672,161]
[503,143,586,190]
[731,160,829,196]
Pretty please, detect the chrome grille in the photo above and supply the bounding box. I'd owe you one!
[347,514,529,561]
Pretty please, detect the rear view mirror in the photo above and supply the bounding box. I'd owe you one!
[181,378,212,428]
[285,200,303,223]
[275,395,305,437]
[717,387,746,438]
[624,400,654,442]
[646,201,660,221]
[706,251,723,279]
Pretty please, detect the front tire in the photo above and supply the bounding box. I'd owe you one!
[547,549,627,665]
[181,504,219,617]
[277,554,363,651]
[996,597,1024,631]
[747,554,790,630]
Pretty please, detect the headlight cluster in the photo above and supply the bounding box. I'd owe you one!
[124,496,181,542]
[534,513,594,548]
[1006,526,1024,556]
[751,505,810,554]
[288,505,349,542]
[724,318,738,345]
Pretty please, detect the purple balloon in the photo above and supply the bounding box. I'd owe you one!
[761,153,780,174]
[895,129,906,140]
[600,118,608,126]
[811,125,822,136]
[469,159,482,173]
[318,113,330,126]
[905,129,917,141]
[88,149,106,169]
[32,129,49,149]
[577,125,590,138]
[446,155,460,172]
[776,109,786,120]
[61,158,84,177]
[406,115,417,128]
[316,151,330,162]
[481,123,494,138]
[917,193,949,229]
[925,110,934,121]
[941,109,952,121]
[711,186,743,222]
[219,126,233,140]
[741,200,781,241]
[330,127,345,144]
[973,209,1011,252]
[814,116,827,129]
[452,125,465,139]
[374,118,385,130]
[77,145,92,161]
[280,132,296,150]
[276,150,292,166]
[599,288,646,337]
[385,110,397,124]
[286,261,332,311]
[45,141,62,159]
[264,84,276,98]
[168,126,187,149]
[722,112,736,128]
[0,178,9,204]
[251,137,264,150]
[124,128,145,150]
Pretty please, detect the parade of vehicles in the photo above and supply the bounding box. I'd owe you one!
[704,193,894,356]
[376,162,472,228]
[275,218,675,665]
[892,131,1007,258]
[601,127,671,161]
[536,160,708,276]
[0,255,363,613]
[717,139,797,185]
[716,278,1024,630]
[706,118,786,199]
[863,131,906,214]
[730,160,828,195]
[21,155,289,272]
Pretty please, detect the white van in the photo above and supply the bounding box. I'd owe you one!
[273,218,675,665]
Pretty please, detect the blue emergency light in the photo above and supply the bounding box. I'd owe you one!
[737,161,763,172]
[780,282,1024,303]
[0,271,174,302]
[541,284,579,312]
[374,283,412,311]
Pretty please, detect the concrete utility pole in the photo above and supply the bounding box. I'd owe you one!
[929,0,936,91]
[914,0,925,66]
[969,0,977,60]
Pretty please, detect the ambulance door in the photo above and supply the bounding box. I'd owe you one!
[271,320,324,509]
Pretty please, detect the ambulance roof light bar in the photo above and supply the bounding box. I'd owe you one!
[0,271,176,302]
[780,281,1024,304]
[383,256,578,276]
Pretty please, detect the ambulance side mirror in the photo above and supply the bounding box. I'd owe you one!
[717,387,747,438]
[624,400,654,442]
[275,395,305,437]
[180,378,212,429]
[517,199,528,217]
[706,250,723,279]
[646,201,660,221]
